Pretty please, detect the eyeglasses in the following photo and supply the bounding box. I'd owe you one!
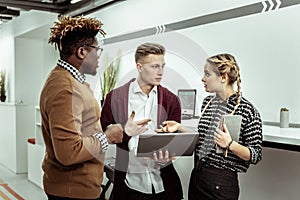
[85,44,103,56]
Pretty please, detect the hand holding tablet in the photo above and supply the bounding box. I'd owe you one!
[222,114,242,141]
[215,114,242,155]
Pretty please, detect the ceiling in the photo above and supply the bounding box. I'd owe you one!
[0,0,124,24]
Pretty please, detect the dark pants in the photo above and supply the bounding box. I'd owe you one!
[46,193,100,200]
[188,162,239,200]
[125,184,167,200]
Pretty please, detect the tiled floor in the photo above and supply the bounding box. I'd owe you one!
[0,164,47,200]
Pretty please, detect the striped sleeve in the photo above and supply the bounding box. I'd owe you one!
[243,107,263,164]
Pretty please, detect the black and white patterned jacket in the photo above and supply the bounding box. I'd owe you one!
[196,94,263,173]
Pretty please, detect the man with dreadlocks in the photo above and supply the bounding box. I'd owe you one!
[39,15,124,200]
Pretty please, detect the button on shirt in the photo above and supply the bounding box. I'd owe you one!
[125,80,164,194]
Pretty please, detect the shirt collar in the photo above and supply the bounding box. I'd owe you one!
[132,79,157,95]
[57,59,86,84]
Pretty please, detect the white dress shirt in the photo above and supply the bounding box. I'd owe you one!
[125,80,164,194]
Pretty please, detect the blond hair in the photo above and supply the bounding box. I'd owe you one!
[207,53,241,107]
[48,15,106,59]
[135,43,165,63]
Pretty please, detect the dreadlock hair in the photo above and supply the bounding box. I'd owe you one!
[207,53,242,108]
[48,15,106,60]
[135,43,165,63]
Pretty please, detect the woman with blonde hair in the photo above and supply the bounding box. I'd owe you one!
[157,53,263,200]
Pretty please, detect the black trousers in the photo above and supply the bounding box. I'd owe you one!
[188,162,239,200]
[125,184,167,200]
[46,193,100,200]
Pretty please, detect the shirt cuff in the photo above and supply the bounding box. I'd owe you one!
[94,133,109,153]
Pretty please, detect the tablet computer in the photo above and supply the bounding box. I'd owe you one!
[136,132,199,157]
[216,114,242,153]
[222,114,242,141]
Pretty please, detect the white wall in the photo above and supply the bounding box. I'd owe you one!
[88,0,300,123]
[89,0,261,38]
[0,10,57,103]
[14,37,58,105]
[15,38,43,105]
[179,6,300,123]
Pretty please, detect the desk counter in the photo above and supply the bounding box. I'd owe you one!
[262,125,300,151]
[182,119,300,151]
